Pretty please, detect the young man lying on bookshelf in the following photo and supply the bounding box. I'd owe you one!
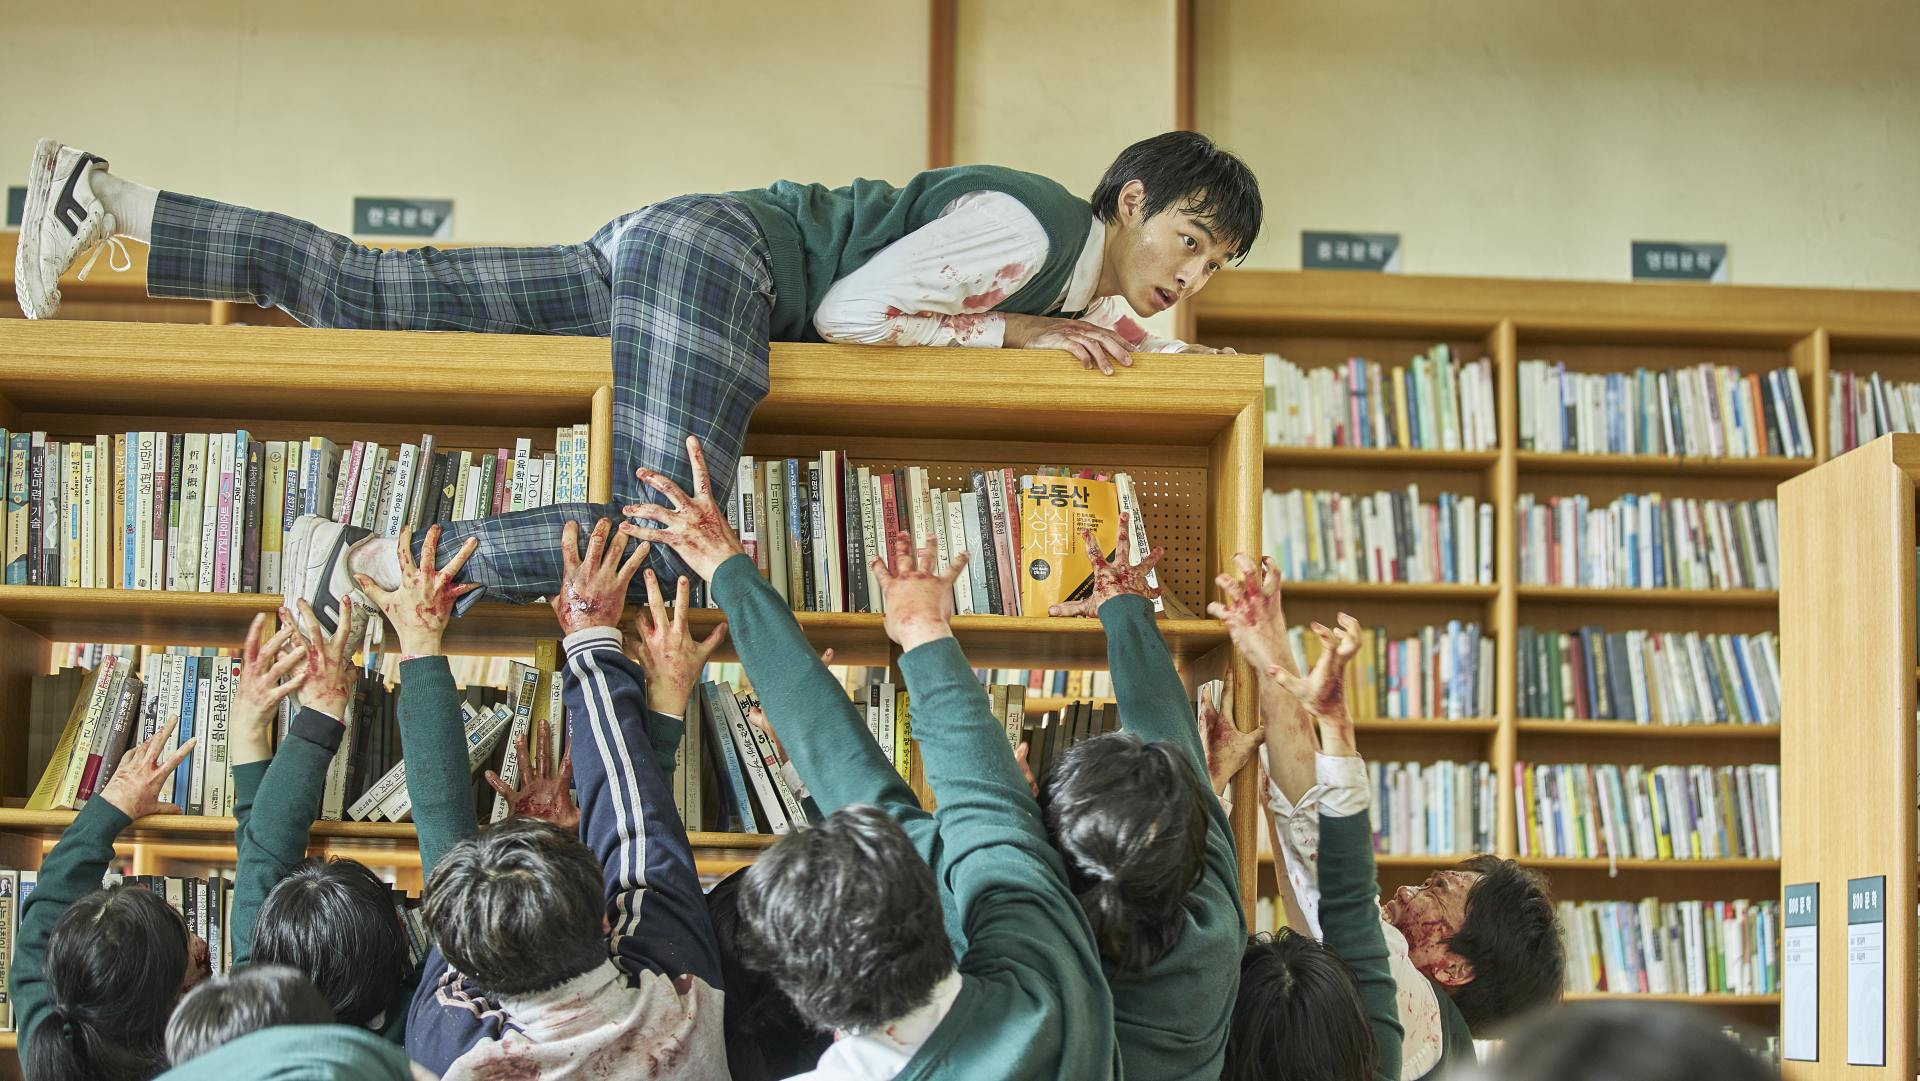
[16,131,1261,637]
[620,433,1237,1079]
[1210,556,1565,1077]
[1218,610,1405,1081]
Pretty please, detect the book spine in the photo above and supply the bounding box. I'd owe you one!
[241,439,264,594]
[149,431,170,589]
[262,441,286,592]
[487,665,543,823]
[699,681,759,833]
[969,472,1004,614]
[4,433,25,585]
[164,433,185,589]
[211,434,234,592]
[509,437,533,513]
[723,690,789,834]
[179,434,206,593]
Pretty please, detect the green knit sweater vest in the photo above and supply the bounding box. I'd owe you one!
[730,164,1093,341]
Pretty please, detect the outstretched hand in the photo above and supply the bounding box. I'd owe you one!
[486,720,579,832]
[98,715,197,820]
[230,612,307,766]
[873,532,968,653]
[1197,670,1261,794]
[551,519,651,635]
[1266,613,1364,753]
[355,524,481,656]
[1207,553,1294,676]
[1046,511,1163,618]
[629,569,728,716]
[288,600,359,721]
[619,435,745,582]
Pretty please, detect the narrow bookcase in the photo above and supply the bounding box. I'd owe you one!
[1777,435,1920,1080]
[0,254,1265,1066]
[1197,269,1920,1029]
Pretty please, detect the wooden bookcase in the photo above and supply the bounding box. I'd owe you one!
[0,245,1264,1064]
[1194,269,1920,1029]
[1777,435,1919,1079]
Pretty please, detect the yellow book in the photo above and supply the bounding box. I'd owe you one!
[1391,366,1412,449]
[1649,774,1673,859]
[26,676,95,810]
[892,689,913,782]
[529,639,562,768]
[1522,765,1542,856]
[1017,475,1119,616]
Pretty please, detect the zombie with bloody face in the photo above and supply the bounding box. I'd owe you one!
[15,132,1260,641]
[1211,555,1564,1081]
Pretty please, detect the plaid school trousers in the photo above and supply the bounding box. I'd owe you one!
[148,191,775,603]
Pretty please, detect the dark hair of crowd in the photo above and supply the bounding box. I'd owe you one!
[1224,930,1377,1081]
[1445,855,1565,1033]
[422,818,611,997]
[1090,131,1264,261]
[1489,1000,1774,1081]
[26,884,189,1081]
[1039,732,1211,973]
[252,857,411,1027]
[733,805,954,1034]
[165,964,335,1065]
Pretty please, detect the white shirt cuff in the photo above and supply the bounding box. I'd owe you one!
[563,626,623,652]
[780,760,810,801]
[1266,752,1371,819]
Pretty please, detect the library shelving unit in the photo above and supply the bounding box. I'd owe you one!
[1196,269,1920,1027]
[1777,434,1919,1079]
[0,240,1265,1068]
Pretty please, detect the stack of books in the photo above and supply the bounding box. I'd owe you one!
[1515,493,1779,590]
[1518,361,1812,458]
[1518,627,1782,726]
[0,427,590,593]
[1559,898,1780,996]
[1368,760,1496,855]
[1263,486,1493,585]
[1513,762,1781,861]
[1263,346,1498,451]
[1293,622,1493,721]
[980,669,1113,701]
[1830,370,1920,455]
[717,455,1164,617]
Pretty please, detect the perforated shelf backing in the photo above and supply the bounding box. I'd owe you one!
[819,456,1212,615]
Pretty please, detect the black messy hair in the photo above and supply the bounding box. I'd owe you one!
[1091,131,1264,260]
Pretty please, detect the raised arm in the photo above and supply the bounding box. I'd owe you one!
[622,437,930,834]
[547,520,722,988]
[231,602,357,968]
[356,525,481,877]
[1274,616,1403,1081]
[624,569,728,788]
[14,720,196,1042]
[1210,554,1317,806]
[1046,513,1208,775]
[226,613,309,967]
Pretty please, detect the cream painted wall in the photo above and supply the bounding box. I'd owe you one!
[1196,0,1920,288]
[3,1,929,242]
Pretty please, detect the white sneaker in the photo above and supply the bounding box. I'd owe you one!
[282,515,375,637]
[15,139,131,319]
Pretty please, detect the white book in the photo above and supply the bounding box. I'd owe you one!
[94,434,111,588]
[858,468,882,614]
[945,494,973,614]
[509,437,533,513]
[489,664,544,823]
[929,485,951,580]
[539,455,555,507]
[744,693,809,829]
[819,453,843,613]
[227,433,249,593]
[383,442,419,538]
[750,458,771,579]
[736,455,758,570]
[1114,473,1165,612]
[721,690,789,834]
[205,658,233,818]
[176,434,207,593]
[349,443,381,530]
[379,704,513,822]
[555,427,574,504]
[134,432,155,590]
[201,433,226,593]
[80,443,96,589]
[462,464,484,520]
[320,689,357,822]
[571,423,590,502]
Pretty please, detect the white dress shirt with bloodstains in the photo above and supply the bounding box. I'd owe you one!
[1263,748,1448,1080]
[789,970,965,1081]
[809,191,1192,352]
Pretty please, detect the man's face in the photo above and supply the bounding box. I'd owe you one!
[1383,869,1481,986]
[1106,181,1238,318]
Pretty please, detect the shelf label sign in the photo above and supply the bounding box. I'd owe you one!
[1303,231,1401,273]
[6,186,25,228]
[1783,882,1818,1061]
[1632,241,1727,282]
[353,197,454,239]
[1846,875,1885,1066]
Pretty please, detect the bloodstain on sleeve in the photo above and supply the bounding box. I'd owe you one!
[1111,316,1150,348]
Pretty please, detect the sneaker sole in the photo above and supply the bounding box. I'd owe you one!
[15,139,60,319]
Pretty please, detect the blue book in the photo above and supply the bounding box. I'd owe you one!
[4,432,25,584]
[698,680,758,833]
[175,655,199,800]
